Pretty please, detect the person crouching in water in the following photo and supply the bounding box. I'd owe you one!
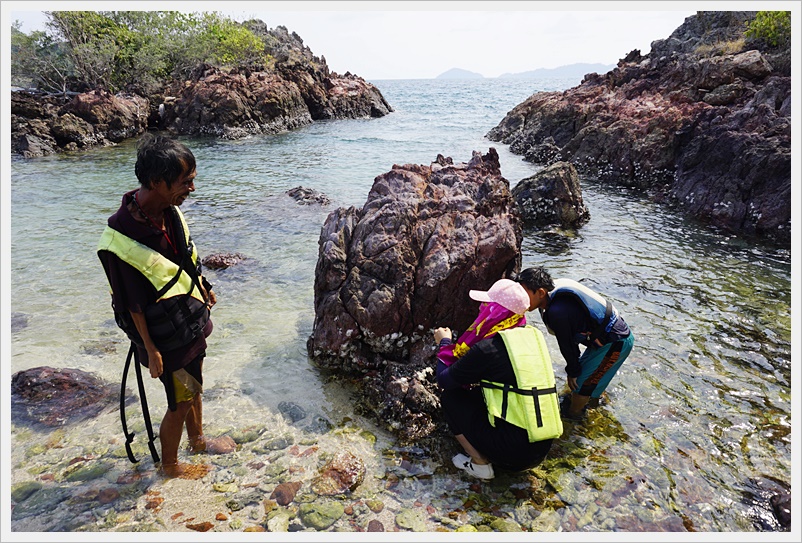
[98,134,235,478]
[513,266,635,421]
[433,278,562,480]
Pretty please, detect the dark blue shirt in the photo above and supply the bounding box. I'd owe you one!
[541,294,630,377]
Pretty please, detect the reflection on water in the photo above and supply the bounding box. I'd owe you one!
[8,78,792,532]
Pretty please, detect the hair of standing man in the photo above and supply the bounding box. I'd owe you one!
[514,266,555,293]
[134,133,196,189]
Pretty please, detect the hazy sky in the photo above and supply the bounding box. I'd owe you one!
[6,1,702,80]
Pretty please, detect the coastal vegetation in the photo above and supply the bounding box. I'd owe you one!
[745,10,791,47]
[11,11,275,95]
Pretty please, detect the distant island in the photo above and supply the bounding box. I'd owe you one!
[498,63,615,79]
[435,62,615,80]
[435,68,484,80]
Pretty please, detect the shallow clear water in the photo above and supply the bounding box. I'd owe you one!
[8,78,792,533]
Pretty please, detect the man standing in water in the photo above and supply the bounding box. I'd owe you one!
[98,134,235,478]
[513,266,635,421]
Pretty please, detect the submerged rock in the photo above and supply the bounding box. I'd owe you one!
[299,499,344,530]
[308,149,522,441]
[271,481,302,506]
[11,366,118,427]
[286,186,331,206]
[11,312,29,333]
[770,491,791,530]
[201,252,246,270]
[310,451,365,496]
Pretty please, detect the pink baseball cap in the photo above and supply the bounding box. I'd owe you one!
[469,278,531,315]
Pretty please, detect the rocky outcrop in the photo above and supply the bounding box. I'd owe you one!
[487,11,790,244]
[512,161,589,228]
[159,64,391,139]
[307,149,523,442]
[11,90,149,157]
[11,21,392,156]
[11,366,119,427]
[159,65,312,138]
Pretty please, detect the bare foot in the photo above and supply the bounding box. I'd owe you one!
[159,462,211,480]
[189,435,236,455]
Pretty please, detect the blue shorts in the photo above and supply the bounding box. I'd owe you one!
[575,332,634,398]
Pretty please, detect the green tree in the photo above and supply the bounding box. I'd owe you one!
[11,20,74,94]
[197,12,266,66]
[36,10,269,93]
[46,11,122,90]
[746,11,791,48]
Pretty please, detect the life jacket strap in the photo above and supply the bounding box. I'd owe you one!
[120,342,161,465]
[479,381,557,428]
[120,343,138,464]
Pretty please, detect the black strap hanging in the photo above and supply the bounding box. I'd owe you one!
[120,342,161,464]
[120,343,139,463]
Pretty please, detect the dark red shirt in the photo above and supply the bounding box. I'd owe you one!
[98,189,212,372]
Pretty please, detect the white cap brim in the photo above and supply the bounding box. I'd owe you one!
[469,290,492,303]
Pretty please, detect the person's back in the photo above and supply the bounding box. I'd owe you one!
[436,328,558,477]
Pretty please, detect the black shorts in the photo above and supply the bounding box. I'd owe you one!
[159,354,204,411]
[441,387,553,471]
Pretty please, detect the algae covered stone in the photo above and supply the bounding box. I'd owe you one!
[11,481,42,503]
[299,500,345,530]
[395,507,428,531]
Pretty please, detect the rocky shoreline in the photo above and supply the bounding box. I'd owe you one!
[11,23,392,158]
[487,11,791,245]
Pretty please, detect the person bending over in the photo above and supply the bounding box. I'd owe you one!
[513,266,635,421]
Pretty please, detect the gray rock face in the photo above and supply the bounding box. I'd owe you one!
[487,11,790,244]
[308,149,522,441]
[512,161,589,228]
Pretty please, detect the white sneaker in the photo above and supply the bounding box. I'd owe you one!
[452,453,494,480]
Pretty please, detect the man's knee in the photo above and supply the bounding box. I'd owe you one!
[169,398,194,417]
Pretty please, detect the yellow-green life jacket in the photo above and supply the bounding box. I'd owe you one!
[97,206,203,304]
[480,326,563,442]
[97,205,209,352]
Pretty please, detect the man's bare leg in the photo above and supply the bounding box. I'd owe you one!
[159,400,209,479]
[186,393,236,454]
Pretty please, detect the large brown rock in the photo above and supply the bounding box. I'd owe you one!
[487,11,790,244]
[160,64,392,138]
[60,89,150,143]
[307,148,522,441]
[161,65,312,138]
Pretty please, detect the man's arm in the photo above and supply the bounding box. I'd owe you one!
[546,304,583,378]
[129,311,164,379]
